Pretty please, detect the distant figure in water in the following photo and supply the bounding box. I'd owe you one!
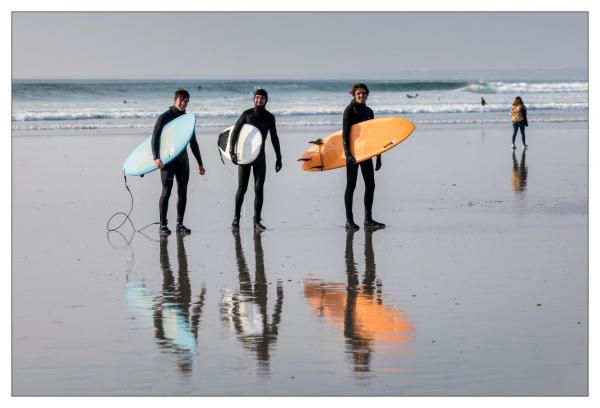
[481,97,487,106]
[510,96,528,150]
[123,100,127,104]
[406,94,419,98]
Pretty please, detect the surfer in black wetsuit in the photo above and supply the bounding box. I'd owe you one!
[152,89,205,236]
[229,89,282,231]
[343,83,384,231]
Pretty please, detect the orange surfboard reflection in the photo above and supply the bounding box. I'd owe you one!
[304,230,414,372]
[304,280,414,349]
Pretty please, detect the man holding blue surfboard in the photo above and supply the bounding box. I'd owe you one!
[152,89,205,236]
[229,89,282,231]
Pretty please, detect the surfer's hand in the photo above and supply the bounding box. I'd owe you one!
[346,154,356,165]
[375,155,382,171]
[275,158,282,172]
[155,159,164,169]
[230,152,238,165]
[199,166,205,175]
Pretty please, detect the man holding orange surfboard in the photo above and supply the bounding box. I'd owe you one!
[343,83,385,231]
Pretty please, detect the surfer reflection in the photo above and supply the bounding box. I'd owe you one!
[344,229,378,371]
[124,234,206,377]
[511,149,528,192]
[220,230,284,376]
[304,230,414,375]
[151,235,206,374]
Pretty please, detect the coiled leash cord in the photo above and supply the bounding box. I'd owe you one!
[106,173,159,234]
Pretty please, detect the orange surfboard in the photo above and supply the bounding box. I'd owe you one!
[298,116,415,172]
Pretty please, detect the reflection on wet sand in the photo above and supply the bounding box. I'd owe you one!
[304,229,414,374]
[220,231,284,376]
[125,234,206,376]
[512,150,528,192]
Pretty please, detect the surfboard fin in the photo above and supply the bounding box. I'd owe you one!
[309,138,324,145]
[297,158,310,162]
[310,165,324,170]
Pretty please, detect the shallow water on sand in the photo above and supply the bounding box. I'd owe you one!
[12,122,587,395]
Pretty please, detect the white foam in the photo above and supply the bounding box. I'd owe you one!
[464,81,588,94]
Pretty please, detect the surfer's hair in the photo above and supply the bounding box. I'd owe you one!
[175,89,190,100]
[350,83,370,96]
[512,96,524,106]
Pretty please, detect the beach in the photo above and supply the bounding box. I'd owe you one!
[12,120,588,395]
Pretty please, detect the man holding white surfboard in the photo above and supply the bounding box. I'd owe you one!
[152,89,205,236]
[229,89,282,231]
[343,83,385,231]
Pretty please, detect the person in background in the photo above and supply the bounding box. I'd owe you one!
[481,96,487,106]
[511,96,528,150]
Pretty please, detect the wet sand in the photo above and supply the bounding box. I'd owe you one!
[12,121,588,395]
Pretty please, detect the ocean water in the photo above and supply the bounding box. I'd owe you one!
[11,79,588,132]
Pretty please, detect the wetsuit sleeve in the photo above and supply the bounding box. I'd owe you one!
[269,114,282,160]
[229,110,248,153]
[189,130,203,167]
[342,105,353,156]
[151,113,167,160]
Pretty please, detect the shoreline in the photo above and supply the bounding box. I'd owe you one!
[11,118,588,138]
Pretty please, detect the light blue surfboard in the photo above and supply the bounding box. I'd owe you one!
[123,113,196,176]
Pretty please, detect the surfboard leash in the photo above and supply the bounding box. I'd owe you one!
[106,172,160,234]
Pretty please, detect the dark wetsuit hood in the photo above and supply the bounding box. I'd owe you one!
[254,89,268,115]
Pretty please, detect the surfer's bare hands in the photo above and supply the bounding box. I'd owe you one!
[275,158,282,172]
[155,159,164,169]
[199,166,205,175]
[375,155,382,171]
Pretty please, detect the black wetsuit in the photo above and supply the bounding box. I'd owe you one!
[151,107,203,225]
[230,105,282,221]
[342,101,378,222]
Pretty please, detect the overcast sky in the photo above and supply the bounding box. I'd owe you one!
[12,12,588,79]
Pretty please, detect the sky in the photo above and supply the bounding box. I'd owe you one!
[11,12,588,80]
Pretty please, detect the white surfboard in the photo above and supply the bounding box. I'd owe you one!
[218,124,263,165]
